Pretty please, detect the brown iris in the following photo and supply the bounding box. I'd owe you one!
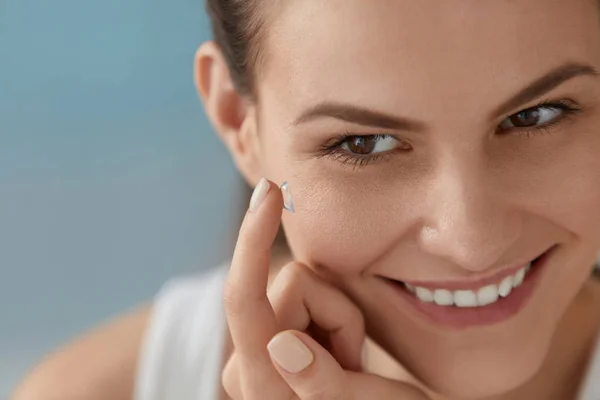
[346,136,378,155]
[509,108,541,127]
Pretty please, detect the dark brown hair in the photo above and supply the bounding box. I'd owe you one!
[205,0,268,99]
[206,0,290,250]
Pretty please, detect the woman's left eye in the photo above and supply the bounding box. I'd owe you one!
[340,134,400,155]
[499,105,564,131]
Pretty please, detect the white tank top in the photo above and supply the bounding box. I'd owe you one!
[134,265,600,400]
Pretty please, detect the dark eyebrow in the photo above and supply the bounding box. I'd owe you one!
[294,102,426,131]
[493,62,600,117]
[294,63,599,130]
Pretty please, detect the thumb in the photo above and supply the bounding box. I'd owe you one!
[267,330,431,400]
[267,330,351,399]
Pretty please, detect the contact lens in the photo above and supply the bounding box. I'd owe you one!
[280,181,295,213]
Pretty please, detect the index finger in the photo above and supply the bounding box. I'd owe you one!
[224,177,284,357]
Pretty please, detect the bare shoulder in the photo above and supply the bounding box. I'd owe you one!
[11,305,151,400]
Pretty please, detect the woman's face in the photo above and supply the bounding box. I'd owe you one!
[252,0,600,397]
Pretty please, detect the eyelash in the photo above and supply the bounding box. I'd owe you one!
[317,134,395,169]
[317,99,583,169]
[503,99,582,136]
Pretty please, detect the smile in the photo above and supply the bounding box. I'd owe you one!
[383,247,555,328]
[405,263,531,308]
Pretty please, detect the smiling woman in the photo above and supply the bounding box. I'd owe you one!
[12,0,600,400]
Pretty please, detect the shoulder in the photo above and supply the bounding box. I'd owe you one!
[135,265,229,400]
[11,305,151,400]
[11,265,229,400]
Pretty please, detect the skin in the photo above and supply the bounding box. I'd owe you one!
[11,0,600,399]
[220,180,430,399]
[219,181,600,400]
[200,0,600,399]
[11,306,149,400]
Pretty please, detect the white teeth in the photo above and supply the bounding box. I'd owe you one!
[408,262,534,307]
[498,275,514,298]
[454,290,478,307]
[477,284,499,306]
[433,289,454,306]
[513,267,526,288]
[416,287,434,303]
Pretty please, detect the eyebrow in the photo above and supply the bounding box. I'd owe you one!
[294,62,600,130]
[492,62,600,117]
[294,102,426,131]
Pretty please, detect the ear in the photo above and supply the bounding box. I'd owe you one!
[194,41,262,186]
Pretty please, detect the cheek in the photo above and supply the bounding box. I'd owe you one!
[276,171,420,275]
[282,182,385,274]
[256,127,407,273]
[520,129,600,241]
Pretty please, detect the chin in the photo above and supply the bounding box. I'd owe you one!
[363,293,561,400]
[391,326,554,400]
[421,352,544,399]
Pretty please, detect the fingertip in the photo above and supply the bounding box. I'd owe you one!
[248,178,285,212]
[267,331,315,374]
[230,177,284,295]
[248,177,271,213]
[269,331,350,399]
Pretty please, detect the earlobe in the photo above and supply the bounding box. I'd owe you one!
[194,42,262,186]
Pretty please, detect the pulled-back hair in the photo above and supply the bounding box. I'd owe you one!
[205,0,270,99]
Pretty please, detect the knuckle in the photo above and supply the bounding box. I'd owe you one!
[272,262,306,295]
[221,354,242,400]
[221,355,235,380]
[280,262,312,287]
[221,371,236,399]
[221,356,234,385]
[347,303,365,327]
[281,261,307,279]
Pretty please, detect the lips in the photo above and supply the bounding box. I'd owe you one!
[382,248,554,328]
[404,262,531,308]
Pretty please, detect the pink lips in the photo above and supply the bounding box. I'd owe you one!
[382,249,552,329]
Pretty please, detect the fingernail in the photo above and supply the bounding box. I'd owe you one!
[280,181,295,213]
[249,178,270,212]
[268,331,314,374]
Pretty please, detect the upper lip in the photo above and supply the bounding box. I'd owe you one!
[386,249,551,291]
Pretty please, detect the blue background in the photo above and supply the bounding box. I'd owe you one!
[0,1,241,395]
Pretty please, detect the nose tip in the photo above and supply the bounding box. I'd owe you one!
[419,217,521,273]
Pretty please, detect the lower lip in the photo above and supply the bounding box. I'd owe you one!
[383,251,552,329]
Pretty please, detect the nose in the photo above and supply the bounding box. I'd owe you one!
[418,161,522,273]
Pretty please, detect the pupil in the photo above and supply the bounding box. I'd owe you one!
[511,109,540,127]
[348,136,377,155]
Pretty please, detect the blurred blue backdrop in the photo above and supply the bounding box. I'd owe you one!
[0,0,242,395]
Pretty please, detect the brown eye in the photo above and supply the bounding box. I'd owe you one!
[346,136,377,154]
[341,135,400,155]
[499,106,563,131]
[510,109,541,127]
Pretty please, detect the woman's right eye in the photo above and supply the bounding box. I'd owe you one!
[340,134,401,155]
[499,105,564,131]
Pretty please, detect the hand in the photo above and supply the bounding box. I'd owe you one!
[221,178,430,400]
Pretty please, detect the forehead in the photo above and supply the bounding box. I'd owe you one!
[260,0,600,113]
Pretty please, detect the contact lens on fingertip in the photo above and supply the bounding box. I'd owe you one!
[280,181,295,213]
